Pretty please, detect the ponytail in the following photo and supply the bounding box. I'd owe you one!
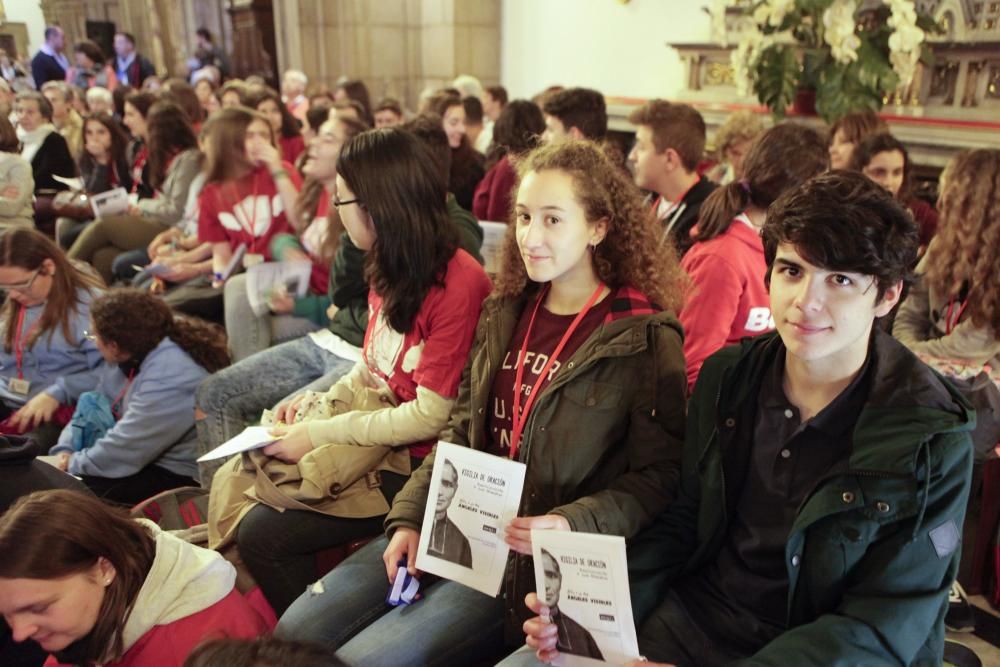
[694,123,829,244]
[167,315,230,373]
[693,181,753,242]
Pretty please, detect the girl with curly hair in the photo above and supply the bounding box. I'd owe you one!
[276,140,688,666]
[679,123,829,391]
[894,149,1000,367]
[47,288,229,505]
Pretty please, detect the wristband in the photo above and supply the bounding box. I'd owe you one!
[213,271,224,282]
[270,168,289,180]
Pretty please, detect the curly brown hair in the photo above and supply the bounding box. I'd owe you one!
[924,149,1000,333]
[493,140,686,312]
[91,289,230,372]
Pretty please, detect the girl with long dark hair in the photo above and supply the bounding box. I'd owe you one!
[68,101,201,283]
[473,99,545,222]
[207,128,492,617]
[249,86,306,165]
[427,91,485,210]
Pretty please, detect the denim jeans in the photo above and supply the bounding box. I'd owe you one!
[224,273,323,363]
[278,536,507,667]
[194,336,355,484]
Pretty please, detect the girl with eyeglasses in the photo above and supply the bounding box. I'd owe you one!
[205,128,492,617]
[0,228,104,449]
[44,289,228,505]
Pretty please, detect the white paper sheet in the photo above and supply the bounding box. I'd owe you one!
[478,221,508,274]
[245,260,313,316]
[415,441,526,596]
[196,425,276,462]
[89,187,130,219]
[531,531,640,666]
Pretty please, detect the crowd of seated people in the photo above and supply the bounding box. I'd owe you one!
[1,26,998,667]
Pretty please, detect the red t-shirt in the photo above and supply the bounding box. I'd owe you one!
[197,163,302,257]
[280,135,306,165]
[307,192,331,294]
[362,249,492,457]
[487,293,612,457]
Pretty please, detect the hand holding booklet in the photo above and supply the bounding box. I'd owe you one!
[196,426,277,462]
[531,531,640,666]
[415,441,526,596]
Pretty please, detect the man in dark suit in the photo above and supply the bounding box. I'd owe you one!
[113,32,156,87]
[427,459,473,568]
[30,26,69,87]
[541,549,605,661]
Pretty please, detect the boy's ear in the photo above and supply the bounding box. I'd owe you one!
[874,279,904,318]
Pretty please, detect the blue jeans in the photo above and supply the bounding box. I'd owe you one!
[194,336,355,484]
[277,536,507,667]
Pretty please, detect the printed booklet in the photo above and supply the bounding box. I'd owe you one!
[415,441,526,595]
[530,530,640,666]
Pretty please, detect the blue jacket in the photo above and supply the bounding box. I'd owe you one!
[51,337,207,481]
[0,288,105,407]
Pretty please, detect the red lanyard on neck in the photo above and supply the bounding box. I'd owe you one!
[944,296,969,335]
[111,368,136,419]
[509,283,606,460]
[14,307,42,380]
[131,147,147,194]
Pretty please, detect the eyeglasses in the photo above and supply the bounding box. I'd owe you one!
[332,196,361,209]
[82,330,97,342]
[0,268,42,293]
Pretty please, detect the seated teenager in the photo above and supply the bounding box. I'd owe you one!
[373,97,404,128]
[827,109,887,170]
[0,490,270,667]
[333,79,374,126]
[426,91,485,211]
[56,113,134,249]
[849,132,938,253]
[894,148,1000,367]
[522,170,975,666]
[195,122,486,472]
[120,91,157,200]
[276,139,688,666]
[205,128,491,616]
[540,87,606,144]
[473,99,545,222]
[165,106,300,323]
[47,289,229,506]
[223,116,367,362]
[248,86,306,165]
[680,123,828,390]
[627,100,717,257]
[0,229,104,449]
[68,101,202,283]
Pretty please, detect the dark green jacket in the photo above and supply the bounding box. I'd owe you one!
[288,195,484,345]
[630,330,976,666]
[386,286,688,643]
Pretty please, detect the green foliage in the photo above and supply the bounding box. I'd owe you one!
[755,44,800,120]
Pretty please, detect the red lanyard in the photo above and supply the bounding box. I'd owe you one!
[131,147,147,194]
[111,369,136,419]
[509,283,606,460]
[13,307,41,380]
[944,296,969,335]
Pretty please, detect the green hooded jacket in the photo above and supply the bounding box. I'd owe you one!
[385,286,688,643]
[629,330,976,666]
